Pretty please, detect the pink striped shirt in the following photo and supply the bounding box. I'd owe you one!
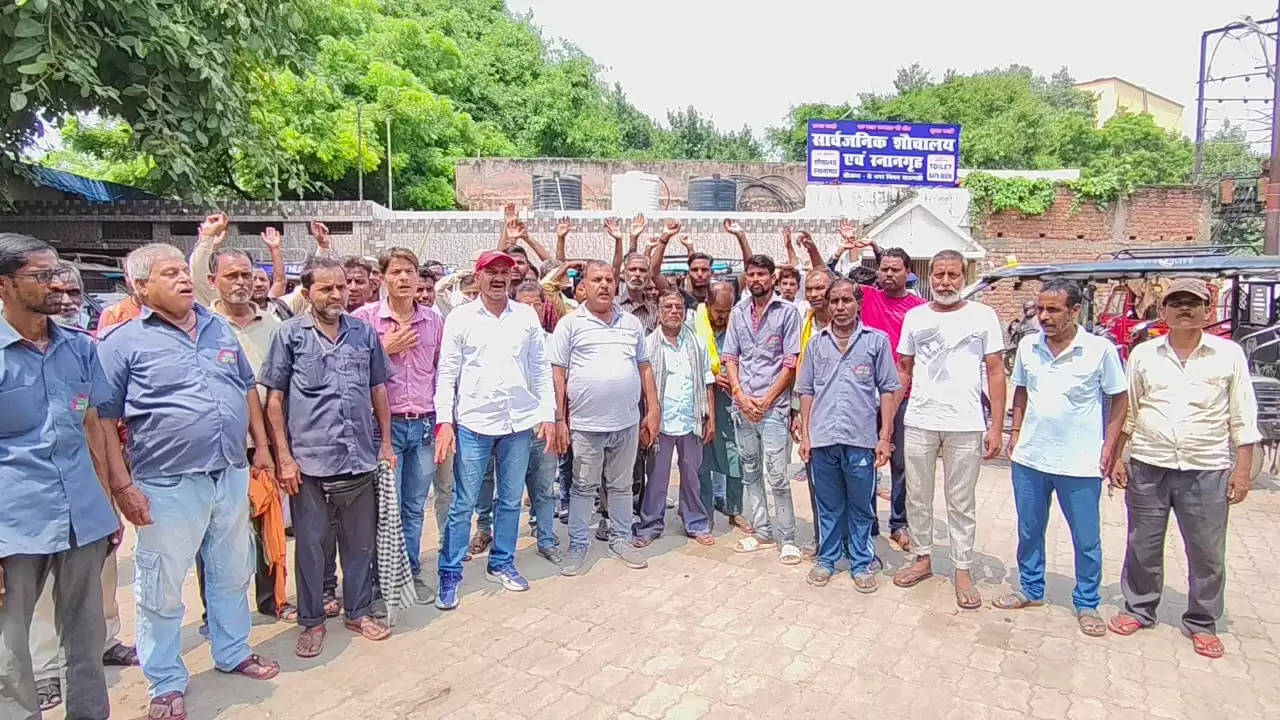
[352,301,444,416]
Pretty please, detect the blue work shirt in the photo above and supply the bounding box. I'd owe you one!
[259,313,391,477]
[722,296,801,419]
[0,316,117,556]
[1010,326,1127,478]
[796,324,900,449]
[96,305,256,480]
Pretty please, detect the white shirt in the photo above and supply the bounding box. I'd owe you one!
[1124,333,1261,471]
[433,298,554,434]
[898,301,1004,432]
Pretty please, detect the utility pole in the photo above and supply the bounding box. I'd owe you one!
[356,102,364,202]
[1268,0,1280,253]
[386,116,393,212]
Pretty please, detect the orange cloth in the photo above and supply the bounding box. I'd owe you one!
[95,296,142,337]
[248,467,288,612]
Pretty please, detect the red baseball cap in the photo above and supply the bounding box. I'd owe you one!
[475,251,516,272]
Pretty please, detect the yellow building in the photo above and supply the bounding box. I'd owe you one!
[1073,77,1185,133]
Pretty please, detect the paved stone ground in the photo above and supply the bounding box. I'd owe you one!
[48,460,1280,719]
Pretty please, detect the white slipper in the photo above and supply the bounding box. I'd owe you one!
[779,544,803,565]
[734,536,777,553]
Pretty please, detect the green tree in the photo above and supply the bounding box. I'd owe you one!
[655,107,763,162]
[1,0,303,195]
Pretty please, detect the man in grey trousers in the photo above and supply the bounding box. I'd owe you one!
[1108,279,1260,659]
[0,234,118,720]
[551,261,660,576]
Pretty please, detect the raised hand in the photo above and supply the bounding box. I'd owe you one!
[722,218,745,236]
[678,234,694,253]
[309,221,331,250]
[630,213,648,239]
[200,213,229,246]
[603,217,624,242]
[662,219,681,239]
[782,225,793,246]
[556,216,572,239]
[796,230,816,251]
[261,226,282,250]
[838,217,867,247]
[504,202,517,222]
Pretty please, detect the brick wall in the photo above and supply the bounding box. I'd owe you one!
[972,186,1211,323]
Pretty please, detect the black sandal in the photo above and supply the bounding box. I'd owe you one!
[36,678,61,711]
[103,641,140,666]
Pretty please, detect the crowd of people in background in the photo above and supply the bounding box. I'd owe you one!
[0,203,1260,719]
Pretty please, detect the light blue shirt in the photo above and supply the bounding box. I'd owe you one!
[0,316,117,556]
[1010,327,1126,478]
[657,332,714,436]
[96,305,257,480]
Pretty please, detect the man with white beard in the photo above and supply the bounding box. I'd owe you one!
[891,249,1006,611]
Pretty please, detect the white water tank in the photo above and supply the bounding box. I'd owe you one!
[611,171,660,213]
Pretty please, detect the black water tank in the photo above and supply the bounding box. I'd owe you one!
[532,173,583,211]
[687,175,737,211]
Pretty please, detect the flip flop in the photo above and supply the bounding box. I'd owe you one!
[693,534,715,546]
[955,585,982,610]
[992,591,1044,610]
[276,603,299,623]
[892,562,933,588]
[322,595,340,619]
[345,615,392,641]
[734,536,777,553]
[296,626,326,658]
[220,653,280,680]
[1077,610,1106,637]
[148,691,186,720]
[1108,613,1147,637]
[1191,633,1225,659]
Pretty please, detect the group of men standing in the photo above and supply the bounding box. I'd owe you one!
[0,210,1263,719]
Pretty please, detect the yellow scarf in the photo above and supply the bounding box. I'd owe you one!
[694,303,721,375]
[798,309,817,370]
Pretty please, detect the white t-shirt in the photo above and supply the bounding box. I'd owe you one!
[897,301,1004,432]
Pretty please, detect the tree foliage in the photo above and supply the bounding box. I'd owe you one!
[1,0,303,195]
[14,0,762,208]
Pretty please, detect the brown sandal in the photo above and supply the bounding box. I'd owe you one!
[728,516,754,535]
[955,586,982,610]
[221,653,280,680]
[345,615,391,641]
[296,625,326,658]
[992,591,1044,610]
[693,534,715,546]
[892,560,933,588]
[322,595,340,619]
[148,691,187,719]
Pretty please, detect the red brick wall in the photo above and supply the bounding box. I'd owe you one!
[972,186,1210,325]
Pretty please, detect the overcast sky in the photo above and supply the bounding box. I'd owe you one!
[508,0,1278,143]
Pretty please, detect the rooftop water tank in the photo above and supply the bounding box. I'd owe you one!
[687,175,737,211]
[532,173,582,211]
[611,171,661,213]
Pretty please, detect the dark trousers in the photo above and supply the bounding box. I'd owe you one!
[197,515,278,617]
[292,472,377,628]
[1122,459,1230,635]
[871,400,909,535]
[635,433,708,540]
[0,538,110,720]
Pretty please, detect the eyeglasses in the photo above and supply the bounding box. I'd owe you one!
[9,269,73,284]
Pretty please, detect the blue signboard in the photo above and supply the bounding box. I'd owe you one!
[806,120,961,187]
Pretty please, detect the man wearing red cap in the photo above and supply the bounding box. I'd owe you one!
[432,251,558,609]
[1109,277,1260,659]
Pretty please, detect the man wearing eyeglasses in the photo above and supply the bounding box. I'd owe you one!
[1108,278,1260,660]
[0,234,118,720]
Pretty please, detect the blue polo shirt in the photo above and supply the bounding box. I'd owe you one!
[0,316,117,555]
[95,305,256,480]
[259,313,392,477]
[795,324,900,449]
[1010,327,1126,478]
[722,296,801,419]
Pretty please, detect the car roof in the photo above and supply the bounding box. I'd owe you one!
[964,255,1280,297]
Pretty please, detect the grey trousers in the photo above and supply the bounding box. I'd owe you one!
[569,425,640,548]
[1122,459,1230,635]
[635,432,708,540]
[0,538,111,720]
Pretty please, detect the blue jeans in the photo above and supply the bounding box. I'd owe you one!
[133,466,252,697]
[734,410,796,545]
[1011,462,1103,611]
[526,443,559,550]
[809,445,877,574]
[391,416,436,577]
[439,425,532,579]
